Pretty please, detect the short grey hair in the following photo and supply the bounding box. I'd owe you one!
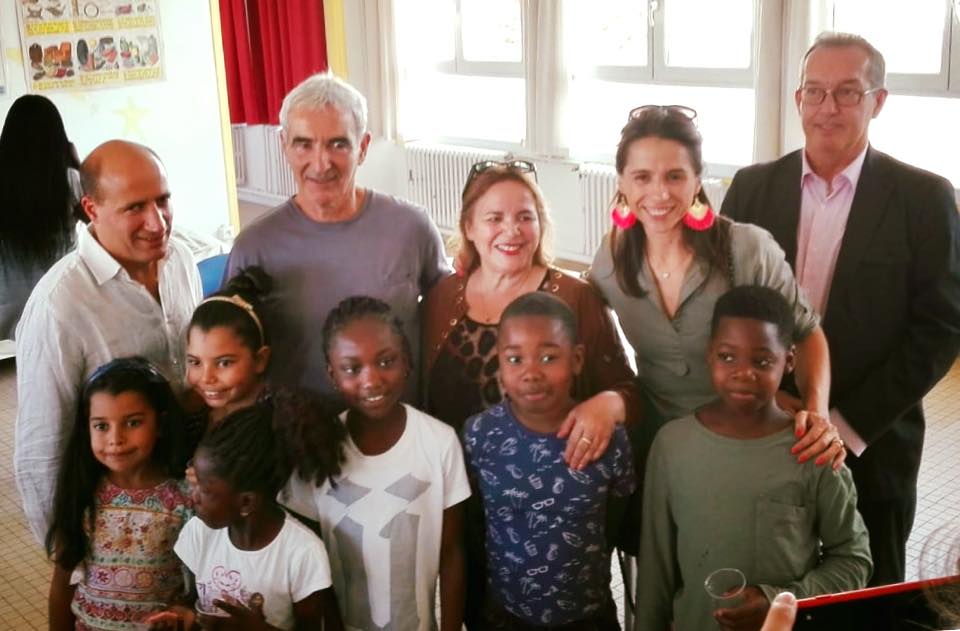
[279,72,368,137]
[801,32,886,89]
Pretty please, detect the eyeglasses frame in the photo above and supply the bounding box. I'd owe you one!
[797,84,885,107]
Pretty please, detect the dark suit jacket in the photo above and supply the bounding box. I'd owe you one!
[721,147,960,500]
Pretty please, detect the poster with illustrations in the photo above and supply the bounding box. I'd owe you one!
[17,0,163,92]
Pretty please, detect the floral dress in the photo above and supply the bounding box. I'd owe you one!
[72,478,193,630]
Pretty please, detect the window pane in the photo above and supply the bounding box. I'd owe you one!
[566,79,755,167]
[400,73,525,144]
[566,0,648,67]
[870,95,960,186]
[461,0,521,63]
[664,0,753,68]
[396,0,454,63]
[832,0,946,75]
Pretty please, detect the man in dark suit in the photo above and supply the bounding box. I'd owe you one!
[722,32,960,586]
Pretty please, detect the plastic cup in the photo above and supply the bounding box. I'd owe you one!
[704,567,747,610]
[195,599,231,620]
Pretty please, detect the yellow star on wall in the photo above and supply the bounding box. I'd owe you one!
[5,48,22,65]
[113,98,149,139]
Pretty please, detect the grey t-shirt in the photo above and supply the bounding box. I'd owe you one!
[225,191,450,398]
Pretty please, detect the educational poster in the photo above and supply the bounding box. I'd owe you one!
[17,0,164,92]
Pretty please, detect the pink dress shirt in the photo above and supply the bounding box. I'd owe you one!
[797,145,869,455]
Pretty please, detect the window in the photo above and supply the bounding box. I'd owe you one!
[394,0,525,146]
[564,0,758,169]
[832,0,956,91]
[459,0,522,67]
[393,0,765,168]
[830,0,960,184]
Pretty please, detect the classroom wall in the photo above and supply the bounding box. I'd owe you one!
[0,0,232,237]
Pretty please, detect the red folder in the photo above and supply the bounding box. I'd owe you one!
[793,574,960,630]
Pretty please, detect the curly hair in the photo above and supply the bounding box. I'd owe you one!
[501,292,579,345]
[271,387,346,488]
[200,388,345,497]
[321,295,412,368]
[711,285,796,347]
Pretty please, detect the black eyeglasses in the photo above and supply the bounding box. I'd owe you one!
[464,159,537,194]
[628,105,698,122]
[798,85,882,107]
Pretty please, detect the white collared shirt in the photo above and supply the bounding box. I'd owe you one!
[14,226,201,543]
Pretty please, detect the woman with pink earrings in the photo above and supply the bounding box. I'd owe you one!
[589,105,845,511]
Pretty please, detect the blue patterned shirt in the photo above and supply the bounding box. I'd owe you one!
[462,401,636,625]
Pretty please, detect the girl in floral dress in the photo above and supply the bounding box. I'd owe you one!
[46,357,193,630]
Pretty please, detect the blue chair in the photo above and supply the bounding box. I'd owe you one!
[197,253,229,297]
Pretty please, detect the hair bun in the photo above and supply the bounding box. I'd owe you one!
[222,265,273,302]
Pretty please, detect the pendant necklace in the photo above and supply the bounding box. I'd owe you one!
[647,253,689,281]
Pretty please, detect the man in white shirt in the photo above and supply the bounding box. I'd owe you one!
[15,140,202,543]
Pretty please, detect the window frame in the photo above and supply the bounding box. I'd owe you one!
[587,0,757,88]
[395,0,769,170]
[651,0,756,86]
[950,0,960,90]
[829,0,958,95]
[434,0,524,78]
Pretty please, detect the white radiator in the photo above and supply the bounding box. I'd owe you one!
[407,143,506,233]
[230,124,246,187]
[578,163,618,257]
[264,126,297,198]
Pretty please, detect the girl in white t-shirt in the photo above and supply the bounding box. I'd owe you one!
[282,296,471,631]
[162,399,341,630]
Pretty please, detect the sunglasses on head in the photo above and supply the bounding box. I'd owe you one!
[628,104,698,122]
[464,159,537,195]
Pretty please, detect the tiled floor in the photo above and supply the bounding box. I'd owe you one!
[906,359,960,581]
[0,358,957,627]
[0,360,49,630]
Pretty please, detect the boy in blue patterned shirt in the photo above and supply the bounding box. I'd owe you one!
[462,292,635,630]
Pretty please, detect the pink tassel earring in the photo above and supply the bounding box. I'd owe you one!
[611,194,637,229]
[682,199,715,231]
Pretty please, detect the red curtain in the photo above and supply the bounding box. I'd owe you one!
[219,0,328,125]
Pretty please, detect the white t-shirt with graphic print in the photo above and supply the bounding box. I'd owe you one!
[174,513,332,630]
[282,404,471,631]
